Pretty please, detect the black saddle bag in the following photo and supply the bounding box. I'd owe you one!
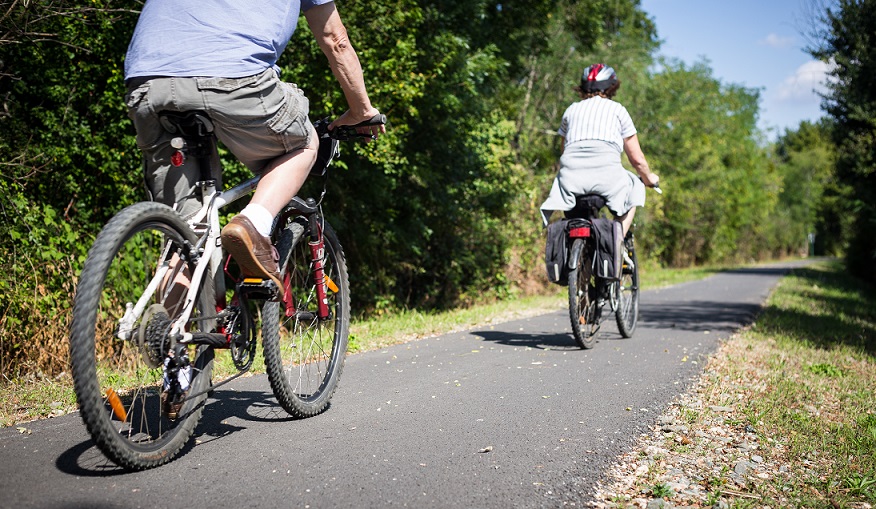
[591,218,622,280]
[544,219,571,285]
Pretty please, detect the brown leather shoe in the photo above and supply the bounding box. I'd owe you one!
[221,215,284,299]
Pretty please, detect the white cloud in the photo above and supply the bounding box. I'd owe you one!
[775,59,836,102]
[760,33,796,49]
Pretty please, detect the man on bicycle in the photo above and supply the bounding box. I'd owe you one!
[124,0,384,295]
[540,64,658,236]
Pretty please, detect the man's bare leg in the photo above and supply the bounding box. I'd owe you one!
[249,127,319,221]
[220,127,319,296]
[159,254,191,318]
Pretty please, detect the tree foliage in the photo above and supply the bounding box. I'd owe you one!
[1,1,142,375]
[810,0,876,283]
[0,0,848,377]
[773,120,838,256]
[628,60,779,265]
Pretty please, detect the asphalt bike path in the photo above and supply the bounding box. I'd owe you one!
[0,260,812,508]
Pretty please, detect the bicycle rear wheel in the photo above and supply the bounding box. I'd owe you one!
[262,217,350,418]
[69,202,215,470]
[615,235,640,338]
[568,238,597,349]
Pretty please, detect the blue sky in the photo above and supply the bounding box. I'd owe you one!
[639,0,831,140]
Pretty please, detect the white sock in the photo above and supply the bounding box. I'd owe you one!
[239,203,274,237]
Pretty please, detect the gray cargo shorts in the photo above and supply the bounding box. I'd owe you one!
[124,68,313,217]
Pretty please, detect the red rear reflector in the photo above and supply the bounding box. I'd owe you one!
[170,151,185,167]
[569,227,590,238]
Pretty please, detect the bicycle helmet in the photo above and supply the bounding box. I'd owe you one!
[581,63,618,93]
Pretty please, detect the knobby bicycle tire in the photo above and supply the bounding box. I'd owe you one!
[69,202,215,470]
[615,237,639,338]
[568,238,597,349]
[262,217,350,418]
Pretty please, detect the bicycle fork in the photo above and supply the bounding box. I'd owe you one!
[307,215,332,321]
[277,212,333,321]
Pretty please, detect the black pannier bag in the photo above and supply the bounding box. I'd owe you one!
[591,218,622,280]
[544,219,571,285]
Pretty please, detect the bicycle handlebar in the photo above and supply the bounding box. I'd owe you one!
[314,114,387,141]
[638,176,662,195]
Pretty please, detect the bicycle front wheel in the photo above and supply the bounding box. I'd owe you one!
[615,236,640,338]
[568,238,597,349]
[69,202,215,470]
[262,217,350,418]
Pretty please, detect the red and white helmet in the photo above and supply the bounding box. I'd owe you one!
[581,63,618,93]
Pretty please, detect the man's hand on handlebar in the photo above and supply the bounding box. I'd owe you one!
[329,108,386,140]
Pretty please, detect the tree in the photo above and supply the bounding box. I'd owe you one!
[810,0,876,283]
[772,120,838,256]
[628,60,775,266]
[0,1,142,375]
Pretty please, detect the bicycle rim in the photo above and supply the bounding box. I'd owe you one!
[69,202,214,470]
[263,219,349,418]
[568,239,596,349]
[615,240,639,338]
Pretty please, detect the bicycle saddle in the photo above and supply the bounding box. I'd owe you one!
[566,194,607,220]
[158,110,215,138]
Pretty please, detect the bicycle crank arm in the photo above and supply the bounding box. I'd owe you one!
[179,332,229,347]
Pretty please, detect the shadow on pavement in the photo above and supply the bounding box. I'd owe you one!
[722,266,794,277]
[55,388,300,476]
[470,328,629,349]
[639,300,763,333]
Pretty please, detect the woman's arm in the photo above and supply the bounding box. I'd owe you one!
[623,134,659,187]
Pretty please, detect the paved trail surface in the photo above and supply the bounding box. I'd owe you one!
[0,261,810,509]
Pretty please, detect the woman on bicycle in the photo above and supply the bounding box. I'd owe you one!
[540,63,659,236]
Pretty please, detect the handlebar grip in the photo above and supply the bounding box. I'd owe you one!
[352,114,387,127]
[315,113,387,141]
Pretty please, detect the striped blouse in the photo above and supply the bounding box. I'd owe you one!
[557,96,637,153]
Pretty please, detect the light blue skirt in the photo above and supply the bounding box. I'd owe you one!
[540,141,645,225]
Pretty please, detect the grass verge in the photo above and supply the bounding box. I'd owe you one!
[594,260,876,508]
[744,262,876,507]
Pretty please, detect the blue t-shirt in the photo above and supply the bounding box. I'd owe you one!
[124,0,332,80]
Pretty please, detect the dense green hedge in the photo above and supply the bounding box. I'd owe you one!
[0,0,855,377]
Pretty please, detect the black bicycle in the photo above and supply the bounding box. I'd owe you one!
[564,192,652,349]
[69,111,384,470]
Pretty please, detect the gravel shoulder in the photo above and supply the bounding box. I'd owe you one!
[590,326,874,509]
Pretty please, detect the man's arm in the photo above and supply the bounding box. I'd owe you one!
[304,2,383,134]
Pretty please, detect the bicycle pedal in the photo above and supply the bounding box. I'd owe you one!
[238,278,279,300]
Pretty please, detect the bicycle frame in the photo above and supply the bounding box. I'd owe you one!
[113,112,370,349]
[114,173,261,344]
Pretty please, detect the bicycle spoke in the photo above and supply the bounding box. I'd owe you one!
[263,219,349,418]
[70,203,215,470]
